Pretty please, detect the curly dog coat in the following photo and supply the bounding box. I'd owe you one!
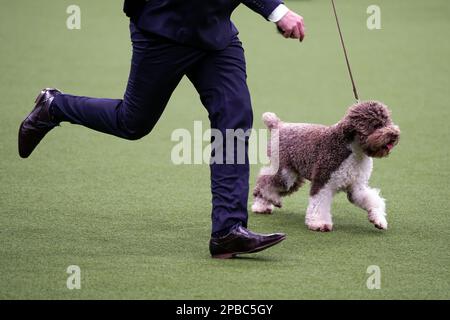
[252,101,400,231]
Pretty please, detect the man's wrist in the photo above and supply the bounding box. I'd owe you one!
[268,4,289,23]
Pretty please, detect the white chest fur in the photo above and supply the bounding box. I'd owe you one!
[327,143,373,192]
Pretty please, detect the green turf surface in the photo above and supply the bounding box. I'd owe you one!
[0,0,449,299]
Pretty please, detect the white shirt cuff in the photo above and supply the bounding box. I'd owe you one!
[268,4,289,23]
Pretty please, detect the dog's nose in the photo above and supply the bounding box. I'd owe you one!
[388,125,400,139]
[391,125,401,134]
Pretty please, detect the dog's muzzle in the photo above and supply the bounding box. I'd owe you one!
[364,125,400,158]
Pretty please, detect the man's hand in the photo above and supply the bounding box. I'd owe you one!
[276,10,306,41]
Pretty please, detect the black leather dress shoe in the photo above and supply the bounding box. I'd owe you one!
[18,88,62,158]
[209,225,286,259]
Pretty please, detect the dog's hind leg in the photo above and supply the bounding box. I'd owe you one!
[279,169,304,197]
[347,185,388,230]
[251,195,274,214]
[252,169,281,214]
[252,167,302,214]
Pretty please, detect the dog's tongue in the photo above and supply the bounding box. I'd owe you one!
[386,143,394,151]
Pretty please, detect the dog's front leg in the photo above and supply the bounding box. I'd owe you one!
[305,186,334,232]
[348,185,387,230]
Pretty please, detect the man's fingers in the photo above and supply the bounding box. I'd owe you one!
[283,28,293,38]
[275,11,306,41]
[298,21,306,42]
[291,25,300,39]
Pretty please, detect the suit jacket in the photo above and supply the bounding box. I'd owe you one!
[123,0,282,50]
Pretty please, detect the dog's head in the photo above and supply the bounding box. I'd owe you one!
[342,101,400,158]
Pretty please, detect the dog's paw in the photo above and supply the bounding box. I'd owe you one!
[306,222,333,232]
[368,210,388,230]
[371,217,388,230]
[273,200,282,208]
[251,199,274,214]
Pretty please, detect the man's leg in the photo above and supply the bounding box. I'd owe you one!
[20,23,205,159]
[187,37,253,236]
[52,24,207,140]
[187,37,286,258]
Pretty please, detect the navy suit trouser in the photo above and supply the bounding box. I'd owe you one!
[51,22,253,235]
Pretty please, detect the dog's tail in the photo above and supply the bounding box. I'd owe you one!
[262,112,281,130]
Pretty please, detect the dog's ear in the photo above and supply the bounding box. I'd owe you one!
[341,101,390,142]
[340,118,356,141]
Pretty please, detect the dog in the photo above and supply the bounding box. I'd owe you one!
[252,101,400,231]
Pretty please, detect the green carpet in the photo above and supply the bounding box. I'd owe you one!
[0,0,449,299]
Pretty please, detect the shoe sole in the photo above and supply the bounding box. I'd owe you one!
[211,235,287,259]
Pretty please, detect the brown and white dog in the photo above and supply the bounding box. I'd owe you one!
[252,101,400,231]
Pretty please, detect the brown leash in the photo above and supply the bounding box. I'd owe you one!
[331,0,360,101]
